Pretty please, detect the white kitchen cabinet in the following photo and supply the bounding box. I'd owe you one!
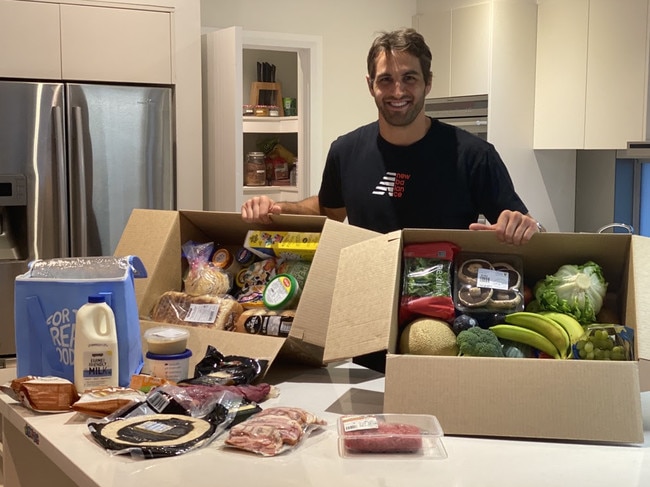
[0,0,61,79]
[534,0,650,149]
[413,3,490,98]
[203,26,321,212]
[60,4,172,84]
[0,0,172,84]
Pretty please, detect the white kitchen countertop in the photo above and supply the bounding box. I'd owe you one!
[1,361,650,487]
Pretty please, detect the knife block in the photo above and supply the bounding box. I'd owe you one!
[250,82,284,115]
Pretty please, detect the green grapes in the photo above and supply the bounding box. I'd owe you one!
[575,329,628,361]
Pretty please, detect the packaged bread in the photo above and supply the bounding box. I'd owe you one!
[182,240,231,296]
[72,387,146,417]
[2,376,79,412]
[234,308,295,337]
[151,291,243,330]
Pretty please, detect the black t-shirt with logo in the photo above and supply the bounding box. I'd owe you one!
[318,118,528,233]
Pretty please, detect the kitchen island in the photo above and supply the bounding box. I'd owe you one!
[1,361,649,487]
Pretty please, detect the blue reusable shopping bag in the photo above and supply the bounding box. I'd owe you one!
[14,256,147,387]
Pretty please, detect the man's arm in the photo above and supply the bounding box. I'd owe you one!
[242,195,347,224]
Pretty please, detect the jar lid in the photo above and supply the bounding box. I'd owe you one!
[212,248,234,269]
[235,247,256,266]
[144,326,190,342]
[263,274,300,310]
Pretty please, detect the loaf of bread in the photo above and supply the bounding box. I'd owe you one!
[233,308,296,337]
[184,264,231,296]
[151,291,243,331]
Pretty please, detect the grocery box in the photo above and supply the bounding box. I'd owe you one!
[113,209,377,372]
[326,229,650,444]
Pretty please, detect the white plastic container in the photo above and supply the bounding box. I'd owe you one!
[74,295,119,392]
[143,326,190,355]
[145,349,192,382]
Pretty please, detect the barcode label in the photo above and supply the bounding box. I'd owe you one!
[185,303,220,323]
[476,268,509,290]
[147,390,171,413]
[342,415,379,432]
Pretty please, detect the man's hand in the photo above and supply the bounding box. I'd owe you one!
[241,195,282,224]
[469,210,541,245]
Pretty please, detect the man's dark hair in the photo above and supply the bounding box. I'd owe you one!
[366,28,433,84]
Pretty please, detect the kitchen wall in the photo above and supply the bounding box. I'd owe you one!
[200,0,574,231]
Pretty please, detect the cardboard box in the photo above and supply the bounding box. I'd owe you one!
[327,229,650,444]
[114,209,377,372]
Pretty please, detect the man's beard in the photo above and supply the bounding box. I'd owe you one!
[377,96,425,127]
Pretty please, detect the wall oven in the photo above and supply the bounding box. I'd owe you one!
[424,94,488,140]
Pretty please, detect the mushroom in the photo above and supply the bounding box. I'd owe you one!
[457,285,493,308]
[492,262,522,290]
[489,289,523,310]
[457,259,493,285]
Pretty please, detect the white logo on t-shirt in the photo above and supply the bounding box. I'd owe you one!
[372,172,397,196]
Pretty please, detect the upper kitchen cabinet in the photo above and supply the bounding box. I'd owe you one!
[534,0,650,149]
[60,5,172,84]
[413,2,490,98]
[0,0,61,79]
[203,26,321,212]
[0,0,172,84]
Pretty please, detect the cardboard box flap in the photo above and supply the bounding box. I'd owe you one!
[114,209,183,316]
[140,320,285,375]
[631,235,650,361]
[291,219,379,349]
[324,231,402,362]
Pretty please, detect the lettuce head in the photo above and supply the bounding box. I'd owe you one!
[534,261,607,324]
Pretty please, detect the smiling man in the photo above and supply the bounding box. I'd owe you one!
[242,28,542,245]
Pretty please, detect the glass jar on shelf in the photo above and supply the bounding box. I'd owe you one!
[245,151,267,186]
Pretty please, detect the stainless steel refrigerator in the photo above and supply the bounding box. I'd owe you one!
[0,80,175,357]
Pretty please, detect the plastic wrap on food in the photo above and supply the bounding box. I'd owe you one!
[224,406,327,456]
[191,345,267,385]
[86,386,243,459]
[25,256,146,280]
[150,291,243,330]
[182,240,231,296]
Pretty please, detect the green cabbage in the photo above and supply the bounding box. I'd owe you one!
[534,261,608,324]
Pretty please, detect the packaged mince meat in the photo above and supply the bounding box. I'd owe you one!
[399,242,459,326]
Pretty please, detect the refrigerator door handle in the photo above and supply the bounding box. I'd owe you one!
[71,106,88,256]
[52,105,69,257]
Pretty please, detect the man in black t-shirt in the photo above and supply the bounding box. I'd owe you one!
[242,28,542,243]
[241,28,544,372]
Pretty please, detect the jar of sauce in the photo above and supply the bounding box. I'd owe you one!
[245,152,267,186]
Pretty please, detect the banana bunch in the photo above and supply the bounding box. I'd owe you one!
[490,311,585,359]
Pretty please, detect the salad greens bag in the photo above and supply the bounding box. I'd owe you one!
[14,256,147,387]
[399,242,459,326]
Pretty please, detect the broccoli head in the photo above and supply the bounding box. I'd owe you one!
[456,327,504,357]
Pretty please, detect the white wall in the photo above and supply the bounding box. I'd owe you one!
[200,0,417,195]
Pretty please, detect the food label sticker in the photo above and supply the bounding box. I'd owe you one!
[342,415,379,432]
[185,303,220,323]
[476,268,509,290]
[135,420,175,434]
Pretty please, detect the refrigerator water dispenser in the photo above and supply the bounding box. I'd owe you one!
[0,174,27,261]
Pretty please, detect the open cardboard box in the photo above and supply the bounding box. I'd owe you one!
[113,209,377,372]
[326,229,650,444]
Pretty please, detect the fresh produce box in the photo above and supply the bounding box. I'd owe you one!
[114,209,377,372]
[326,228,650,444]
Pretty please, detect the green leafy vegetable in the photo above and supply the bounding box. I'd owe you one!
[457,327,504,357]
[533,261,607,325]
[403,258,451,298]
